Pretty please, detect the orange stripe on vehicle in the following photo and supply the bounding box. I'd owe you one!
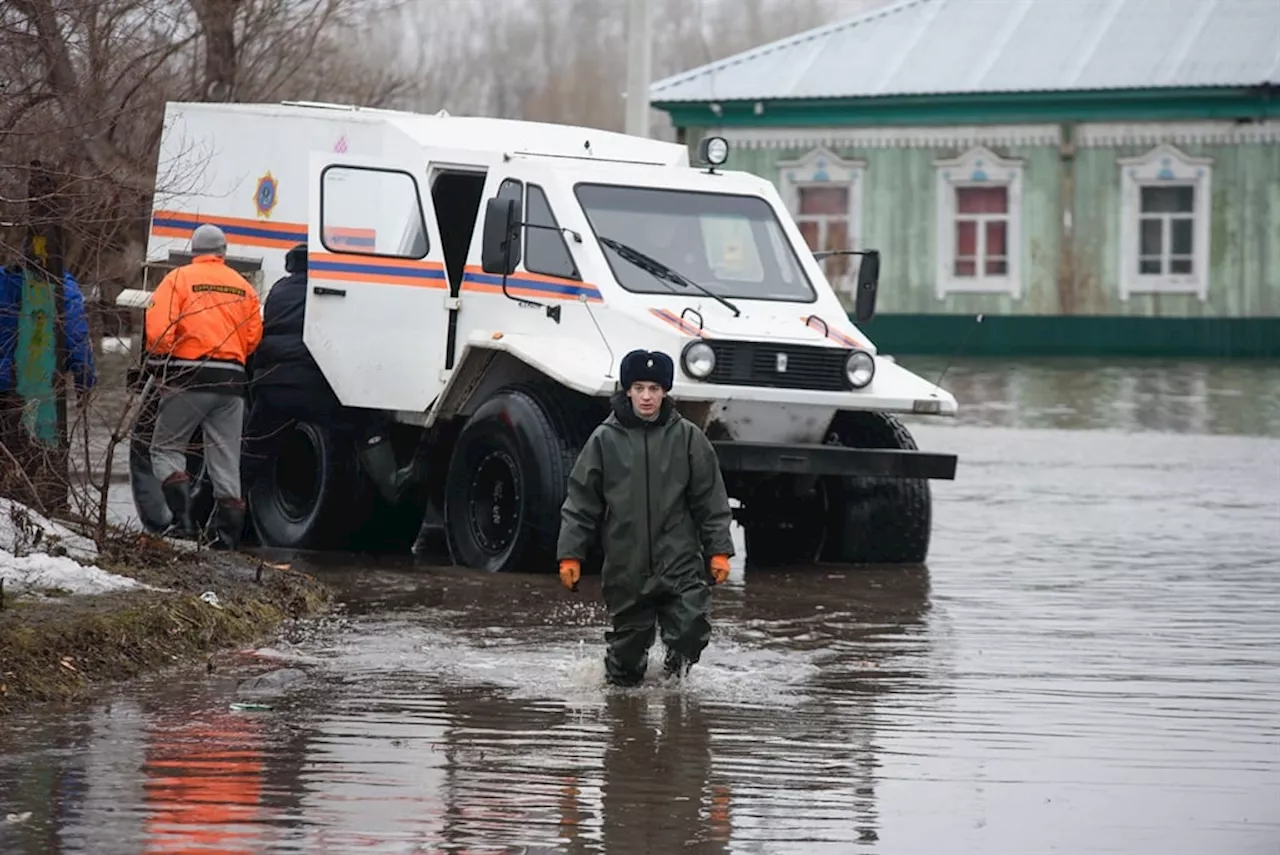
[651,308,709,338]
[802,315,867,349]
[309,255,447,289]
[460,269,603,302]
[153,209,304,233]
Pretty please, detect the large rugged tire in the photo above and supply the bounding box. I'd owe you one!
[128,387,214,538]
[820,410,932,565]
[444,384,604,574]
[741,478,828,569]
[247,420,369,549]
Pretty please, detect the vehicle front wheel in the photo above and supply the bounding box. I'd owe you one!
[819,410,932,565]
[443,385,596,574]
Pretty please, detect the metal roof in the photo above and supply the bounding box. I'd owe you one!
[649,0,1280,104]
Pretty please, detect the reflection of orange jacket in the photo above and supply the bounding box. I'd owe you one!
[145,256,263,365]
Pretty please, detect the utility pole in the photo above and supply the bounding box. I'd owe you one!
[625,0,653,138]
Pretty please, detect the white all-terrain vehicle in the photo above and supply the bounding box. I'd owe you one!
[120,100,958,571]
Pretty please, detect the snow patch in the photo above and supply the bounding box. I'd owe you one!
[2,497,99,561]
[0,498,152,596]
[1,549,150,596]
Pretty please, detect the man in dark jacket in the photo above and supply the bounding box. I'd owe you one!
[243,243,411,502]
[557,349,735,687]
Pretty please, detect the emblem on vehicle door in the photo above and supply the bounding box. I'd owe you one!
[775,352,788,373]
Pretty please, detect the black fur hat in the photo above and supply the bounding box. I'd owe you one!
[620,349,674,391]
[285,243,307,273]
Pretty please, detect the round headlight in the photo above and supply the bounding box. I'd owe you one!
[682,341,716,380]
[845,350,875,389]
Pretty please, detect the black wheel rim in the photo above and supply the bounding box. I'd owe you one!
[275,427,321,522]
[466,449,521,555]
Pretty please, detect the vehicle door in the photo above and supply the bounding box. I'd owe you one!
[454,163,601,341]
[305,152,449,412]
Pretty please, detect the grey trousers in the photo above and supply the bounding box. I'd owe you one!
[151,389,245,500]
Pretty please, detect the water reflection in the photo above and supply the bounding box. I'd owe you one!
[896,357,1280,436]
[142,704,267,853]
[0,562,940,854]
[5,358,1280,853]
[597,694,727,854]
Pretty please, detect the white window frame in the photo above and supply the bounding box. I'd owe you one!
[1118,144,1213,301]
[933,145,1024,299]
[777,147,865,294]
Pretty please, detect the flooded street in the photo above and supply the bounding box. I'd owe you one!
[3,358,1280,854]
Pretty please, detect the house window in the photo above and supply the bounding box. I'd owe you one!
[954,186,1009,277]
[777,147,865,293]
[1119,144,1212,300]
[1139,186,1194,274]
[934,146,1024,298]
[797,186,853,280]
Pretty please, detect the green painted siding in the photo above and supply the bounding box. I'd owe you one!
[1070,141,1280,319]
[856,314,1280,359]
[687,130,1280,322]
[659,88,1280,130]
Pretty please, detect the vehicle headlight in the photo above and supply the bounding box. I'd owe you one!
[845,350,875,389]
[682,341,716,380]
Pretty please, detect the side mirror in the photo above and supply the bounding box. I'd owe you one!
[853,250,879,323]
[481,196,520,275]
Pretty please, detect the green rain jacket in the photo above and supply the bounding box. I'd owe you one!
[557,392,735,613]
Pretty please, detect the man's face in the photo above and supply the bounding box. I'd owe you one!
[627,381,665,417]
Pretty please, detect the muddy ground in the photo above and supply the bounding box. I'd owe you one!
[0,534,333,715]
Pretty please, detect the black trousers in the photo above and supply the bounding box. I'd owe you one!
[604,568,712,686]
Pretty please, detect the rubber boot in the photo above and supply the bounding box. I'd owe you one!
[210,498,246,551]
[663,649,692,681]
[357,436,413,504]
[161,474,194,537]
[411,500,448,557]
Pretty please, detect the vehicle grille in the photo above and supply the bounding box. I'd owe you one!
[704,340,849,391]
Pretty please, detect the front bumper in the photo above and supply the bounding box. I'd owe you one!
[713,441,957,480]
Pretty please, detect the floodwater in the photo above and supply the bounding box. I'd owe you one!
[4,357,1280,854]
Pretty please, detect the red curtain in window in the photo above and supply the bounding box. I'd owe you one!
[958,186,1008,214]
[799,186,848,216]
[955,186,1008,277]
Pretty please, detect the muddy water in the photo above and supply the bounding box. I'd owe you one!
[4,358,1280,854]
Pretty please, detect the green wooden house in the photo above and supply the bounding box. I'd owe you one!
[649,0,1280,358]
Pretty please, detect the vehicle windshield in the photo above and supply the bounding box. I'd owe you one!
[573,183,816,302]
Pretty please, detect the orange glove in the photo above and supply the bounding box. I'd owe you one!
[709,554,731,585]
[559,558,581,590]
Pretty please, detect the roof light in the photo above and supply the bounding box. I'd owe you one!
[699,136,729,167]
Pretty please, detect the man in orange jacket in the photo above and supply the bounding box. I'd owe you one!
[557,349,734,686]
[145,223,262,548]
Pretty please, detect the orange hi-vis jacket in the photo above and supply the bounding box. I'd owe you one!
[145,255,263,390]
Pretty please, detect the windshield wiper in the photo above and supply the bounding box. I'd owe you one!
[598,235,741,317]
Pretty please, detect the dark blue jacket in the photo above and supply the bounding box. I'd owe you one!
[249,245,340,411]
[1,266,96,393]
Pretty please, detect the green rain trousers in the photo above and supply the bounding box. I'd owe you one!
[558,392,734,685]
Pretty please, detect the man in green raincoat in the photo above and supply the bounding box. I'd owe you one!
[557,348,735,687]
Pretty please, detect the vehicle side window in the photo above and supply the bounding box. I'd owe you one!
[525,184,580,281]
[320,165,428,258]
[496,178,524,269]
